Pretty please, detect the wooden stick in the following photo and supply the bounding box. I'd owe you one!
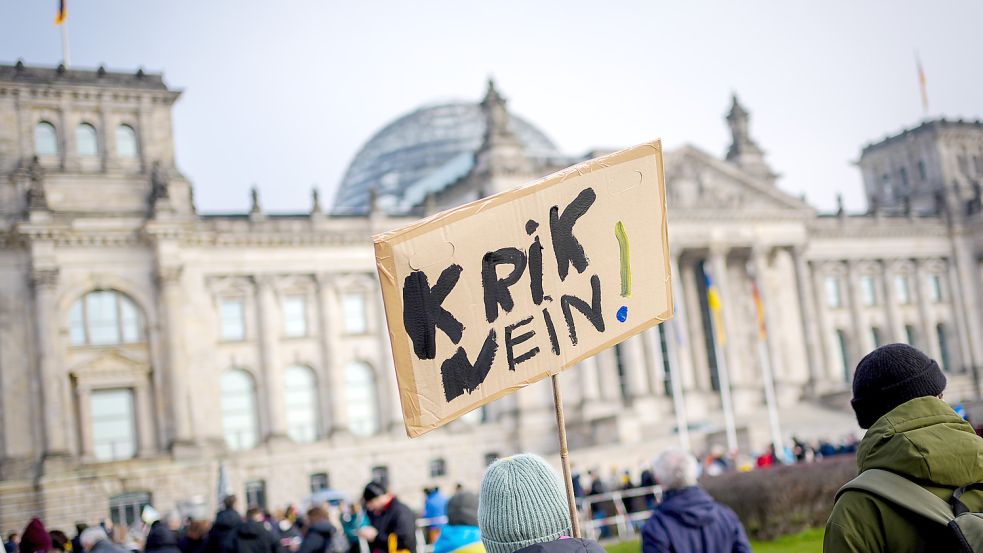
[551,373,581,538]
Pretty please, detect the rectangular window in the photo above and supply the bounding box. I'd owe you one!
[429,458,447,478]
[91,388,137,461]
[836,329,851,384]
[283,295,308,337]
[342,293,368,334]
[861,276,877,306]
[900,167,909,189]
[958,155,969,175]
[370,466,389,488]
[88,291,121,345]
[894,275,911,305]
[825,277,842,308]
[930,275,944,303]
[109,492,152,528]
[310,473,330,493]
[245,480,267,510]
[870,327,883,349]
[220,298,246,341]
[937,324,951,371]
[70,300,87,345]
[918,160,927,180]
[905,324,917,347]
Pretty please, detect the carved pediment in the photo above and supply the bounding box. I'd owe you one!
[665,145,812,213]
[69,349,150,382]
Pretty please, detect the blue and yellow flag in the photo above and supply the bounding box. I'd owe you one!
[55,0,67,25]
[704,268,727,345]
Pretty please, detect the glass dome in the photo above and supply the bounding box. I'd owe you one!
[332,102,560,215]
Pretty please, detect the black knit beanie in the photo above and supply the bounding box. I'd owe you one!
[446,491,479,526]
[363,481,387,502]
[851,343,946,429]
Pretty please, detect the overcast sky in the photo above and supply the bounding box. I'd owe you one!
[2,1,981,213]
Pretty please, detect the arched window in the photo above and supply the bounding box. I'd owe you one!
[345,362,379,437]
[69,290,143,346]
[76,123,99,156]
[116,124,139,158]
[220,369,258,450]
[284,365,319,443]
[35,121,58,156]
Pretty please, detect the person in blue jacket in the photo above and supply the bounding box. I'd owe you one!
[422,487,449,543]
[641,448,751,553]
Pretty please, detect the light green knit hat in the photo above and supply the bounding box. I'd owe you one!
[478,454,572,553]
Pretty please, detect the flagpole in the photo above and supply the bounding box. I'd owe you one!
[757,339,784,462]
[666,322,691,452]
[704,263,738,453]
[60,20,70,67]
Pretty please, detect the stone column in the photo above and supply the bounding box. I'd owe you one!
[157,265,195,448]
[315,274,343,437]
[31,267,70,457]
[578,356,600,403]
[668,253,697,391]
[680,258,709,391]
[596,348,622,401]
[255,276,287,440]
[371,283,404,432]
[76,384,94,460]
[135,378,156,457]
[792,248,825,391]
[914,260,941,361]
[621,335,650,400]
[810,264,838,384]
[642,327,666,397]
[846,260,871,360]
[752,247,785,382]
[946,256,973,370]
[709,246,739,385]
[880,261,904,343]
[952,237,983,371]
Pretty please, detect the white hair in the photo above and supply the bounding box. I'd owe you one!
[654,448,699,491]
[79,528,108,550]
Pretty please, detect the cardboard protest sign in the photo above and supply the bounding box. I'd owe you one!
[374,140,672,437]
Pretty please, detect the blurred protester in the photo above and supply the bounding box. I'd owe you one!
[477,454,604,553]
[639,467,657,511]
[80,528,125,553]
[433,492,482,553]
[825,344,983,552]
[176,521,210,553]
[357,482,416,553]
[422,487,448,543]
[755,445,775,469]
[570,468,584,511]
[339,503,367,553]
[5,532,18,553]
[206,496,241,553]
[641,448,751,553]
[19,520,51,553]
[145,513,181,553]
[72,524,88,553]
[296,507,334,553]
[48,531,69,553]
[226,508,283,553]
[110,526,138,553]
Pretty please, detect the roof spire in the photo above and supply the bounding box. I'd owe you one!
[725,93,776,185]
[480,77,513,143]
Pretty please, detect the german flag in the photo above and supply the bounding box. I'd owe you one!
[54,0,67,25]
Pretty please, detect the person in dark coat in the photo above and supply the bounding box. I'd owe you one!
[72,524,88,553]
[224,509,283,553]
[207,496,241,553]
[358,482,417,553]
[5,532,19,553]
[296,508,334,553]
[145,513,182,553]
[641,448,751,553]
[177,521,210,553]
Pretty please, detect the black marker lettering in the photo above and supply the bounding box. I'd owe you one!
[402,265,465,360]
[550,187,596,281]
[528,235,544,305]
[560,274,605,345]
[505,316,540,371]
[440,329,498,402]
[481,247,527,323]
[542,307,560,356]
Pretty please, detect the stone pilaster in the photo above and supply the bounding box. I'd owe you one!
[315,274,345,437]
[914,260,941,362]
[31,267,70,457]
[880,261,903,343]
[255,276,287,441]
[752,247,786,383]
[668,253,697,391]
[157,265,195,451]
[791,248,825,391]
[846,260,870,360]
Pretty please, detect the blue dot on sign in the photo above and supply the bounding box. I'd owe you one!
[617,306,628,322]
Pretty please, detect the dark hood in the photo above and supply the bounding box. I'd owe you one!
[513,538,605,553]
[237,520,267,539]
[658,487,718,527]
[214,509,242,530]
[308,521,334,537]
[146,526,179,549]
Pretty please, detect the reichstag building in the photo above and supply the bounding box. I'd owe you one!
[1,61,982,529]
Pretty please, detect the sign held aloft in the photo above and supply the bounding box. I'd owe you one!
[374,140,673,437]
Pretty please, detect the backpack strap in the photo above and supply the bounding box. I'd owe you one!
[951,483,983,515]
[836,468,955,527]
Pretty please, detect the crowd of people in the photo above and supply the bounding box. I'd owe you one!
[4,343,982,553]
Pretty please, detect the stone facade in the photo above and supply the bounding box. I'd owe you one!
[1,62,982,531]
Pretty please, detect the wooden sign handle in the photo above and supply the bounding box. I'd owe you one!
[551,374,581,538]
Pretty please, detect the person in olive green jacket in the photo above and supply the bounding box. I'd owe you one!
[824,343,983,552]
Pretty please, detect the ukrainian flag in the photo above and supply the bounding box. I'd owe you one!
[55,0,67,25]
[704,268,727,345]
[750,279,767,340]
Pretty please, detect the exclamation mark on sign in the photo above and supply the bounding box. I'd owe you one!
[615,220,631,322]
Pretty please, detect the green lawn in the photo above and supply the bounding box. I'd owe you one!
[604,527,823,553]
